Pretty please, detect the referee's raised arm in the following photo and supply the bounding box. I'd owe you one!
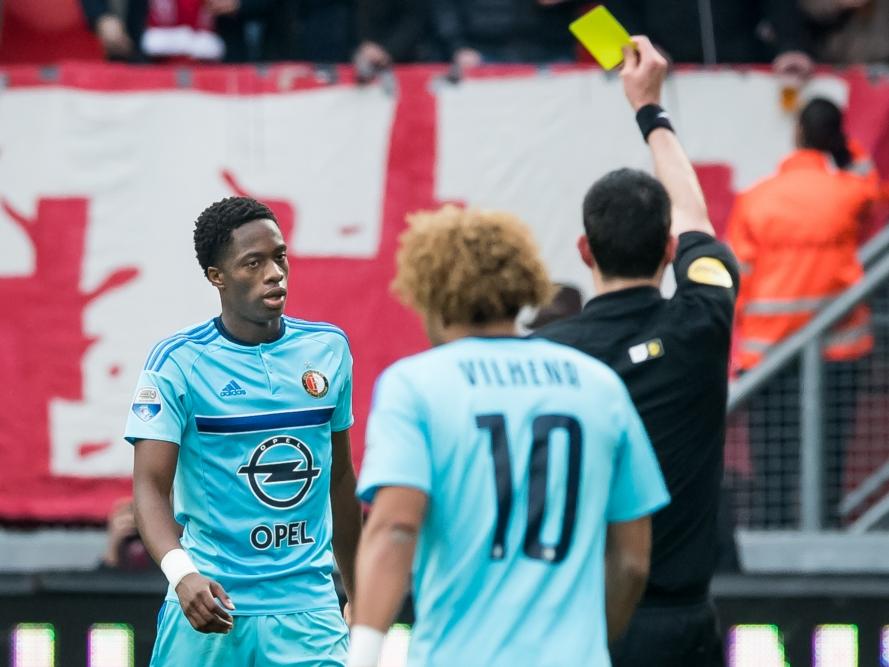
[621,37,715,238]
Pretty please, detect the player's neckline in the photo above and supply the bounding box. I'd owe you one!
[214,316,286,347]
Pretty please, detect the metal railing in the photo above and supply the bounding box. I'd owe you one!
[727,223,889,531]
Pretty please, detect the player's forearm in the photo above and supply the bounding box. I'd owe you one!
[352,522,416,631]
[604,552,648,642]
[331,472,362,600]
[133,479,184,566]
[648,128,714,237]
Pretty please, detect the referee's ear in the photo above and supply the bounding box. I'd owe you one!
[576,234,595,269]
[664,235,677,265]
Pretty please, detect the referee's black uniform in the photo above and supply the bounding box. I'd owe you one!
[534,231,739,667]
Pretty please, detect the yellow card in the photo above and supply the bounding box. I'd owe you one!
[569,6,633,70]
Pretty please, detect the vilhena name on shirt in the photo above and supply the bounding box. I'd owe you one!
[458,358,580,388]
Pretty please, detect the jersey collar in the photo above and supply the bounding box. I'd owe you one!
[582,286,662,319]
[214,316,286,347]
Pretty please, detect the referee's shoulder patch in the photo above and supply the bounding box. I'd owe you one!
[687,256,733,288]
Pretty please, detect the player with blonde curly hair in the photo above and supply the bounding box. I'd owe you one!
[391,204,553,342]
[348,205,669,667]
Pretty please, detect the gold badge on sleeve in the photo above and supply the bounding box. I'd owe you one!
[687,257,734,288]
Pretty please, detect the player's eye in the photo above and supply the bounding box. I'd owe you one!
[246,260,260,269]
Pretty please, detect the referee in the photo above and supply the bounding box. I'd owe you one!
[534,37,738,666]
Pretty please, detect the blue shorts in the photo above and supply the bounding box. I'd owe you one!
[150,601,349,666]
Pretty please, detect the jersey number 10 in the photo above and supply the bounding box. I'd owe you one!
[476,414,582,564]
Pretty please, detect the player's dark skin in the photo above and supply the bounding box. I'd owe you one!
[133,218,362,634]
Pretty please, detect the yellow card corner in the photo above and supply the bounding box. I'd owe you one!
[569,6,632,71]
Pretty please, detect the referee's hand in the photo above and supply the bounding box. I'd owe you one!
[175,573,235,634]
[620,36,669,112]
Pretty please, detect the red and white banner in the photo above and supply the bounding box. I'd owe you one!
[1,64,888,521]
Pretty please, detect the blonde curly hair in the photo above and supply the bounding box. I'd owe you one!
[392,205,553,326]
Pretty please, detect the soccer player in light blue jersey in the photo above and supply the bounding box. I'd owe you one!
[126,197,362,666]
[347,206,670,667]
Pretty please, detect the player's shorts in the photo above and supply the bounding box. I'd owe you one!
[150,601,349,666]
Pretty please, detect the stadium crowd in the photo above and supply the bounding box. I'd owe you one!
[74,0,889,70]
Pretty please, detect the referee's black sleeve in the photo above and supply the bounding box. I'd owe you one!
[671,231,740,338]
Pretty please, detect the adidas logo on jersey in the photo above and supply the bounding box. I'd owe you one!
[220,380,247,397]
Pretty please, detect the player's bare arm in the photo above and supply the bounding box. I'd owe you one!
[604,516,652,642]
[330,429,362,608]
[349,486,427,666]
[621,36,715,238]
[133,439,234,634]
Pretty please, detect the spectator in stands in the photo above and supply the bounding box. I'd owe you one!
[354,0,435,80]
[801,0,889,64]
[99,498,154,571]
[519,283,583,333]
[262,0,355,63]
[609,0,814,79]
[728,98,881,528]
[430,0,583,68]
[80,0,275,62]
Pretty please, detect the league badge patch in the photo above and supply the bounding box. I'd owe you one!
[132,386,162,422]
[301,370,329,398]
[687,256,734,288]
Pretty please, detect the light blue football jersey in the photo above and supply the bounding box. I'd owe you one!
[125,316,353,615]
[358,337,669,667]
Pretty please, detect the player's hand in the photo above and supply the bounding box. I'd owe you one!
[175,573,235,634]
[620,36,669,112]
[342,601,353,625]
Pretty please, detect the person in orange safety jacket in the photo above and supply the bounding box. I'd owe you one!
[728,97,881,528]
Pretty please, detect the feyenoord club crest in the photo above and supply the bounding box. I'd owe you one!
[302,369,329,398]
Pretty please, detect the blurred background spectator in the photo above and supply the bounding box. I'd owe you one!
[430,0,584,68]
[80,0,278,62]
[4,0,889,68]
[609,0,814,79]
[728,98,880,528]
[98,498,154,572]
[354,0,437,80]
[527,284,583,329]
[800,0,889,64]
[263,0,355,62]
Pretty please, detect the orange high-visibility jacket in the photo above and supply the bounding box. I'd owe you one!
[728,147,880,371]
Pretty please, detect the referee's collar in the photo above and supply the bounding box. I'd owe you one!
[583,286,662,318]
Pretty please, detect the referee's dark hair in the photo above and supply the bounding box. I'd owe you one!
[582,168,671,279]
[193,196,278,277]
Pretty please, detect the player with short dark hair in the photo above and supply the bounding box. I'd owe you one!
[193,196,278,276]
[347,205,669,667]
[534,37,739,667]
[126,196,362,666]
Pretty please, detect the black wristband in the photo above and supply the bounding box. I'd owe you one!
[636,104,674,142]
